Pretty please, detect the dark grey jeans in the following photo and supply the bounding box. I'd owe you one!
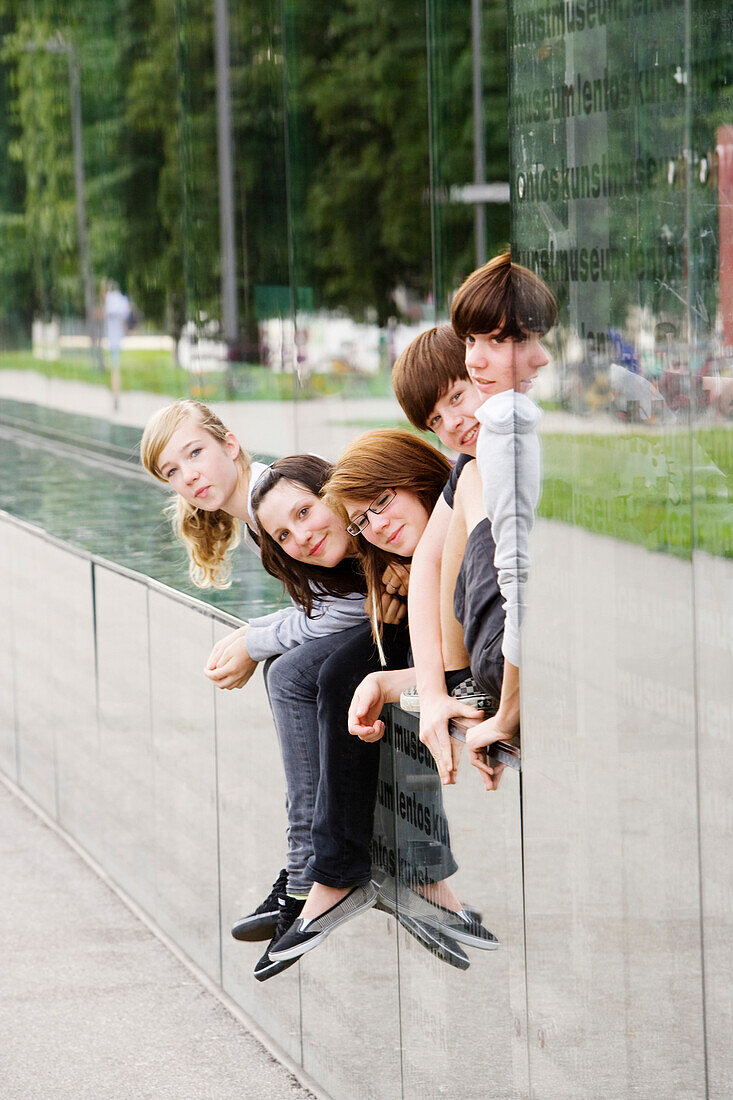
[263,628,356,894]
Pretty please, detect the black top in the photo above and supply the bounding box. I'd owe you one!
[441,453,473,509]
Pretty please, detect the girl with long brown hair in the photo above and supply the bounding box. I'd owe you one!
[265,431,496,966]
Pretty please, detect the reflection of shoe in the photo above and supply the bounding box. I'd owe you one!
[419,902,499,950]
[231,867,288,942]
[376,877,498,951]
[253,893,305,982]
[398,677,497,716]
[269,882,378,961]
[396,911,470,970]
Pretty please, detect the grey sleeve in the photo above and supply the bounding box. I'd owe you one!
[476,392,542,667]
[245,594,368,660]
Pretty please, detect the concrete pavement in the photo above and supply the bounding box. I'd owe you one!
[0,780,315,1100]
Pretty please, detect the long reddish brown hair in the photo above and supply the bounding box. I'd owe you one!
[324,429,451,624]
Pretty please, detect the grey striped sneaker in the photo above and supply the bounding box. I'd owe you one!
[399,677,497,716]
[268,882,378,961]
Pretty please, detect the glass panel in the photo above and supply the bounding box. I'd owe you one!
[10,528,65,815]
[387,707,528,1099]
[299,903,402,1100]
[94,566,156,909]
[689,5,733,1092]
[173,0,297,449]
[147,591,222,982]
[280,0,435,456]
[510,0,713,1092]
[0,519,19,777]
[215,624,302,1063]
[50,554,99,859]
[427,0,510,305]
[296,729,401,1100]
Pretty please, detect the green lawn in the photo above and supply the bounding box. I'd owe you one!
[540,428,732,558]
[0,347,189,396]
[1,348,730,557]
[0,348,395,401]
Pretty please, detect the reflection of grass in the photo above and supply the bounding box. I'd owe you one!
[2,349,730,557]
[0,348,189,395]
[0,349,396,402]
[540,429,732,558]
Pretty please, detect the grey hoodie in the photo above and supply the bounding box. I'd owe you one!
[475,390,542,667]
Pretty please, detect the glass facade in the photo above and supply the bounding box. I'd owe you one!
[510,1,731,1094]
[0,1,731,1098]
[0,1,506,455]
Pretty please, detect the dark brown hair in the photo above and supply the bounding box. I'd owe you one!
[392,325,470,431]
[451,249,557,343]
[324,430,451,626]
[251,455,365,616]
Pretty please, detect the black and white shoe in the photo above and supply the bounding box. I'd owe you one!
[269,882,378,961]
[418,901,499,950]
[231,867,288,942]
[253,893,306,982]
[375,876,498,951]
[399,677,497,716]
[396,911,470,970]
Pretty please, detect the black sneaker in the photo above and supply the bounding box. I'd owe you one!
[253,893,306,982]
[396,911,470,970]
[269,882,378,961]
[231,868,288,942]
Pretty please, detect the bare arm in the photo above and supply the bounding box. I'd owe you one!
[348,667,420,742]
[409,490,489,785]
[408,496,453,700]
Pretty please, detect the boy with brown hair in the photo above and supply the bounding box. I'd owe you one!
[349,325,499,782]
[447,250,556,770]
[350,255,557,792]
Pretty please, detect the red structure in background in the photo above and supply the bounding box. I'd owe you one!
[719,125,733,348]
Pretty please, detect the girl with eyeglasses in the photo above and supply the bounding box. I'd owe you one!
[262,431,497,967]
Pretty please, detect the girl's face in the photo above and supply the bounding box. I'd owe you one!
[343,489,430,557]
[465,331,549,398]
[158,415,241,512]
[256,481,352,567]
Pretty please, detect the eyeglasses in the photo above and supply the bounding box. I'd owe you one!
[346,489,396,535]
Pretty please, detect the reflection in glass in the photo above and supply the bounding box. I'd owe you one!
[511,0,731,1093]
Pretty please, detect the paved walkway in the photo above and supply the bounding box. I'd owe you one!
[0,369,669,465]
[0,781,314,1100]
[0,370,403,460]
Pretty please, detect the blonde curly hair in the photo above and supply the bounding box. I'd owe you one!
[140,399,251,588]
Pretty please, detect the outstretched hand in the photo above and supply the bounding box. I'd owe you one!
[466,714,515,791]
[204,626,258,690]
[418,692,485,785]
[348,673,388,742]
[468,750,506,791]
